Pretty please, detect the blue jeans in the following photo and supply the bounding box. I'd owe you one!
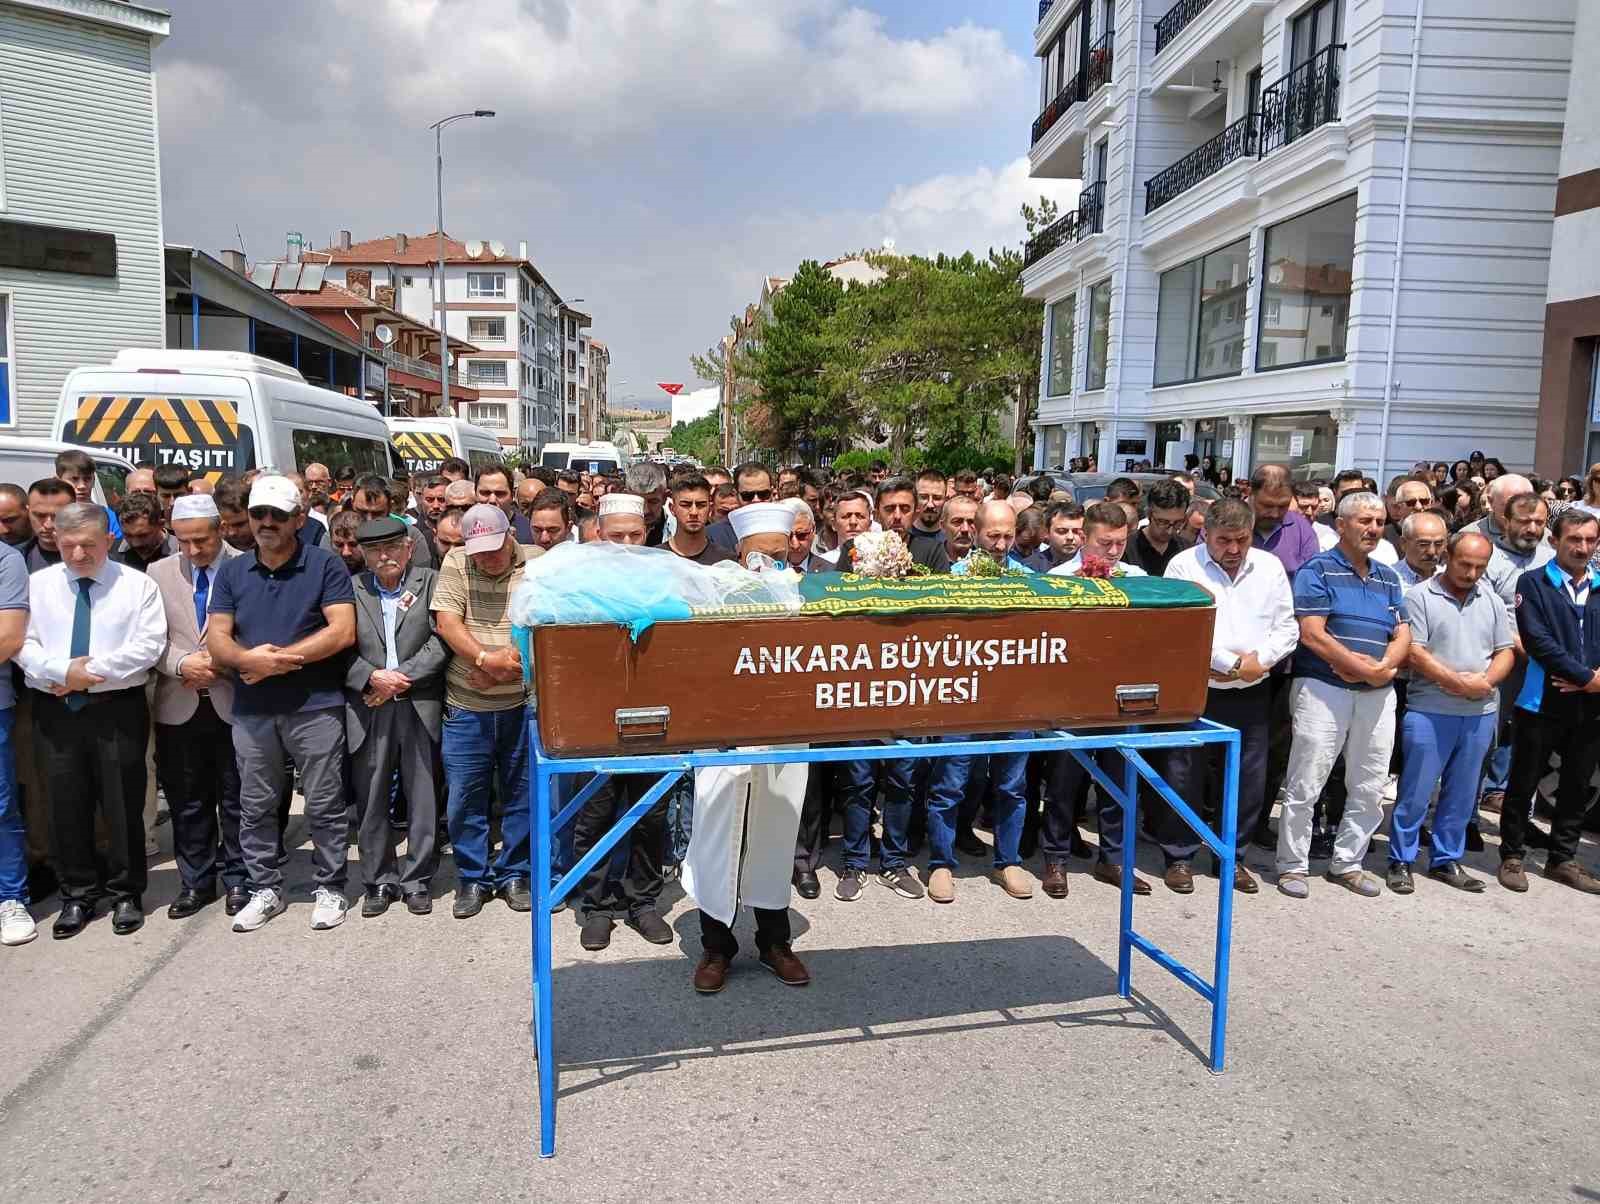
[926,738,1028,870]
[442,706,530,887]
[1391,709,1495,869]
[0,709,25,903]
[839,751,915,871]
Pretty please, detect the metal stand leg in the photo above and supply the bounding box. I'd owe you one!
[533,754,557,1158]
[1209,728,1240,1074]
[1117,755,1137,999]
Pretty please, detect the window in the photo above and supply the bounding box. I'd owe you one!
[1250,411,1337,476]
[468,316,508,342]
[1154,237,1250,385]
[468,449,502,472]
[1257,194,1356,371]
[1292,0,1342,68]
[468,360,509,386]
[0,294,10,426]
[567,351,577,371]
[466,272,506,298]
[291,429,389,477]
[1086,280,1112,390]
[1047,297,1075,397]
[468,403,508,429]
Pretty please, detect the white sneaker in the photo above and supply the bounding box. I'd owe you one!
[0,898,37,946]
[232,887,286,932]
[309,887,347,930]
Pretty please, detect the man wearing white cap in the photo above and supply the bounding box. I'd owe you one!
[595,493,648,545]
[207,475,357,932]
[686,502,812,993]
[149,494,246,918]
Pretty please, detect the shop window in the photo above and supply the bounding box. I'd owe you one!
[1257,194,1355,371]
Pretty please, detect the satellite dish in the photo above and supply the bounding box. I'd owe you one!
[374,324,395,346]
[489,240,506,258]
[465,240,483,258]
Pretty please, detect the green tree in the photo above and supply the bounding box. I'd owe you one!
[749,260,850,458]
[664,412,721,464]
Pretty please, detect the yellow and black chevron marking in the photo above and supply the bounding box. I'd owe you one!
[394,430,455,472]
[66,395,251,483]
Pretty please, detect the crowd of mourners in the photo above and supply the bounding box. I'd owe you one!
[0,443,1596,959]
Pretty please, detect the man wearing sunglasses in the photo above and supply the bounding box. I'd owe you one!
[705,462,775,552]
[1382,475,1435,557]
[206,475,357,934]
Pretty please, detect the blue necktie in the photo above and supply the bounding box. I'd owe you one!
[66,577,93,712]
[194,567,210,634]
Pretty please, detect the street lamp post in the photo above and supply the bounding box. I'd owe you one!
[430,109,495,418]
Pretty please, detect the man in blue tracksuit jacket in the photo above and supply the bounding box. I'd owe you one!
[1501,508,1600,894]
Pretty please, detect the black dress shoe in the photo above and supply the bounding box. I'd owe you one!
[167,886,216,919]
[793,869,821,899]
[224,886,251,916]
[499,878,532,912]
[361,885,400,918]
[403,890,432,916]
[111,898,144,936]
[580,913,614,951]
[452,882,492,919]
[1308,829,1336,861]
[52,899,92,939]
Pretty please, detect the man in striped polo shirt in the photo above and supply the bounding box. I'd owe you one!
[1276,491,1411,899]
[432,504,543,919]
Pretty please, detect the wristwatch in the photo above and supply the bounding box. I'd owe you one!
[1229,655,1243,678]
[475,650,489,668]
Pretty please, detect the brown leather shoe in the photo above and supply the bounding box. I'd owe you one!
[1092,861,1152,895]
[760,943,811,986]
[1497,858,1528,893]
[1163,861,1195,894]
[1544,859,1600,894]
[1479,791,1505,815]
[693,952,730,994]
[1041,862,1069,899]
[1232,864,1259,894]
[991,865,1034,899]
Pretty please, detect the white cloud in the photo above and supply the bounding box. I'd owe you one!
[325,0,1023,135]
[672,385,721,425]
[878,157,1081,257]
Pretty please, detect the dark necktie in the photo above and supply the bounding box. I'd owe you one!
[194,567,210,633]
[66,577,93,712]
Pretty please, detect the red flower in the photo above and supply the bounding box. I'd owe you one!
[1078,553,1115,579]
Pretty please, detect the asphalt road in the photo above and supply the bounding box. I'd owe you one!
[3,806,1598,1203]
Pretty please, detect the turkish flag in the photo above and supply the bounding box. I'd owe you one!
[656,382,684,396]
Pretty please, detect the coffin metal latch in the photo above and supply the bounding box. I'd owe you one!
[615,706,670,740]
[1115,684,1161,716]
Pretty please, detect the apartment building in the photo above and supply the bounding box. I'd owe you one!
[0,0,169,435]
[317,232,567,452]
[1533,1,1599,476]
[1023,0,1577,480]
[586,337,610,443]
[559,303,590,441]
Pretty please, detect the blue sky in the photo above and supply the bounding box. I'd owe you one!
[155,1,1074,408]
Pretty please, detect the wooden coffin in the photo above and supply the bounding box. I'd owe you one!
[532,604,1216,756]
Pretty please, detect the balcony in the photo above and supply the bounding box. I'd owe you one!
[1258,43,1343,157]
[1030,31,1116,179]
[1146,112,1257,214]
[1148,0,1274,95]
[375,344,470,389]
[1154,0,1214,54]
[1038,0,1054,22]
[1024,181,1105,269]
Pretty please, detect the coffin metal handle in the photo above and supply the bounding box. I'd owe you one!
[1115,684,1160,716]
[615,706,670,739]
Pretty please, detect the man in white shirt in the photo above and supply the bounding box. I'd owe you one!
[1162,499,1299,895]
[1046,501,1148,580]
[16,503,166,938]
[1396,510,1448,588]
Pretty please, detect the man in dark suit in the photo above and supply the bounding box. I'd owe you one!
[345,517,449,916]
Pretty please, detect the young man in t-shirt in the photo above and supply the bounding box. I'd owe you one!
[666,473,734,566]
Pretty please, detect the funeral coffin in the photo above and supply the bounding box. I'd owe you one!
[531,572,1216,756]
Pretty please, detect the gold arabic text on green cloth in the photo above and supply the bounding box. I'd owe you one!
[793,571,1212,617]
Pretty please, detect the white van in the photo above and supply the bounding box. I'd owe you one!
[539,441,627,475]
[0,435,134,503]
[388,417,503,478]
[54,350,400,484]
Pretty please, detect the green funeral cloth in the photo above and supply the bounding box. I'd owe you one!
[796,571,1212,617]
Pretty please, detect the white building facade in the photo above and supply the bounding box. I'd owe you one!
[0,0,169,435]
[1024,0,1577,481]
[320,233,567,453]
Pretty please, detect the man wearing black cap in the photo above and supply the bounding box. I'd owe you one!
[345,517,448,917]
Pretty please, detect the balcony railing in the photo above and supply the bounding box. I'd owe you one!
[1030,31,1115,146]
[1145,111,1258,213]
[376,344,470,388]
[1257,43,1343,157]
[1153,0,1215,55]
[1038,0,1054,21]
[1023,180,1106,268]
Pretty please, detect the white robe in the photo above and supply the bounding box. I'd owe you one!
[683,748,808,927]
